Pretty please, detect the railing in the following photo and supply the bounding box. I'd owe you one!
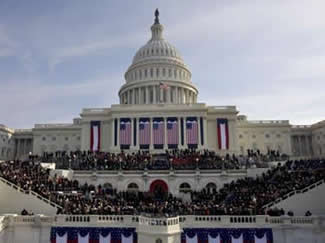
[0,176,62,210]
[82,108,110,113]
[34,124,75,128]
[248,120,289,124]
[2,215,321,228]
[263,179,325,209]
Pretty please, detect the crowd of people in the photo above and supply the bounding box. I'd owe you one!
[0,157,323,216]
[40,149,286,171]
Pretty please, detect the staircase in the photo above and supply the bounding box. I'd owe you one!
[263,179,325,215]
[0,176,62,215]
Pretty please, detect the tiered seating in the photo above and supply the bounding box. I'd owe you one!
[1,158,324,216]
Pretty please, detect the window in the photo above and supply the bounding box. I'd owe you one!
[162,68,166,77]
[179,183,191,193]
[239,134,243,139]
[277,134,281,138]
[265,134,270,139]
[168,69,172,77]
[252,135,256,139]
[127,183,139,193]
[42,137,46,141]
[65,137,69,141]
[205,183,217,194]
[145,69,148,78]
[156,68,160,77]
[150,68,153,77]
[156,239,163,243]
[52,137,56,141]
[77,136,80,141]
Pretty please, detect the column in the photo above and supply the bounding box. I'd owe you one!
[197,116,201,149]
[133,89,136,104]
[131,118,134,150]
[175,87,179,104]
[183,117,188,148]
[298,136,302,156]
[22,139,25,156]
[135,117,140,150]
[178,117,182,149]
[153,85,157,104]
[146,86,149,104]
[150,118,154,150]
[164,117,168,150]
[160,86,163,103]
[203,118,208,149]
[117,119,120,148]
[167,87,171,103]
[111,119,115,150]
[16,139,20,159]
[180,88,184,104]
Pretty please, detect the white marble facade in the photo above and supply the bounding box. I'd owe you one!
[1,15,325,160]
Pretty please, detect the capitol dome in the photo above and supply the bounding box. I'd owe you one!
[119,9,198,105]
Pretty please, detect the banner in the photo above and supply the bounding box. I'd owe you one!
[217,118,229,150]
[186,117,198,146]
[51,227,136,243]
[90,121,101,151]
[153,118,164,149]
[120,118,131,148]
[182,228,273,243]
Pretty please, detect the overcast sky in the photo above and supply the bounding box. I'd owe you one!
[0,0,324,128]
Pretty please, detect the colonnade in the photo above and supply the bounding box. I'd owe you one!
[111,116,207,150]
[120,85,197,105]
[15,138,33,159]
[291,135,313,157]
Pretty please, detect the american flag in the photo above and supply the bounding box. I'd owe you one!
[120,119,131,145]
[186,119,198,145]
[139,119,150,145]
[167,118,178,145]
[153,119,164,145]
[159,82,169,90]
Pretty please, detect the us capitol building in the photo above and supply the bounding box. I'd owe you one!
[0,11,324,161]
[1,10,325,243]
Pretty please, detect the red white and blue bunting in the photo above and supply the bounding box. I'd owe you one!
[181,228,273,243]
[50,227,136,243]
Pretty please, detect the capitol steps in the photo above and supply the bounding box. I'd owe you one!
[263,179,325,215]
[0,177,61,215]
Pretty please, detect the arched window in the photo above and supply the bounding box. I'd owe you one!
[127,183,139,193]
[156,239,163,243]
[206,183,217,194]
[179,183,191,193]
[103,183,113,189]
